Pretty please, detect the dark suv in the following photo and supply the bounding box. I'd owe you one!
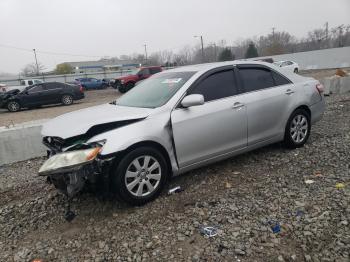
[113,66,162,93]
[0,82,84,112]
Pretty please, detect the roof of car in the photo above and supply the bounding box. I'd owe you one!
[167,60,276,73]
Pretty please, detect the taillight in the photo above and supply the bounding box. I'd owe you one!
[79,85,84,92]
[316,83,324,94]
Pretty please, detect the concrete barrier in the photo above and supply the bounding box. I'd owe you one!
[320,76,350,95]
[0,119,48,165]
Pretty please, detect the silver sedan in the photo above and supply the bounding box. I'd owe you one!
[39,61,325,205]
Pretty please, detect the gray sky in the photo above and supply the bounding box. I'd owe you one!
[1,0,350,74]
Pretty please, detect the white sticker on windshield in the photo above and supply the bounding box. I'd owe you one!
[161,78,182,84]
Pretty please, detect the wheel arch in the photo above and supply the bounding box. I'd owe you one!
[112,140,173,178]
[294,105,311,118]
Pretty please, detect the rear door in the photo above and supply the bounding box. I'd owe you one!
[236,65,294,145]
[171,67,247,167]
[42,82,63,103]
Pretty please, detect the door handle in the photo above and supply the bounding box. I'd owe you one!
[285,89,294,95]
[232,102,244,109]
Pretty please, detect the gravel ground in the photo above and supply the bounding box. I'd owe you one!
[0,88,120,125]
[0,94,349,262]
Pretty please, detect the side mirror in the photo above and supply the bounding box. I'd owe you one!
[181,94,204,108]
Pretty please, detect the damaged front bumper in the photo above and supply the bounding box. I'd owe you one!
[39,137,114,198]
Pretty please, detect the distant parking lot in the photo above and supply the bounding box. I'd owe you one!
[0,88,120,125]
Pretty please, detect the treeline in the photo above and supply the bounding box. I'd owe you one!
[117,24,350,66]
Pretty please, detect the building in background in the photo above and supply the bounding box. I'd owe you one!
[67,58,142,74]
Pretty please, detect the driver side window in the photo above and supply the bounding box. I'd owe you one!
[28,84,43,93]
[189,70,238,102]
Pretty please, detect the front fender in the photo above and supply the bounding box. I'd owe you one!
[87,114,179,172]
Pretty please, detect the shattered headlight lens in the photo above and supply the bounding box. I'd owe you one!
[39,147,101,175]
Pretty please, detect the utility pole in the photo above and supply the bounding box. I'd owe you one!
[325,22,329,48]
[194,35,205,63]
[213,43,217,62]
[33,48,39,75]
[272,27,276,39]
[143,44,148,65]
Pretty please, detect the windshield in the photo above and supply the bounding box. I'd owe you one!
[116,71,195,108]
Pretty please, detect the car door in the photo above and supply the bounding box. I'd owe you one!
[138,68,151,80]
[42,83,63,104]
[22,84,45,107]
[236,65,294,146]
[171,67,247,168]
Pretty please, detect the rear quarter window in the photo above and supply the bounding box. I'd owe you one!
[272,71,292,86]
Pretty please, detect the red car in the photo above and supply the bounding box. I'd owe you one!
[113,66,162,93]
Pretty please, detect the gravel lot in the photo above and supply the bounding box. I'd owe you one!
[0,89,120,125]
[0,93,349,261]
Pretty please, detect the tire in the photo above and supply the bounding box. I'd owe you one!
[284,109,311,148]
[294,68,298,73]
[119,82,135,93]
[7,101,21,112]
[111,147,169,206]
[62,94,73,105]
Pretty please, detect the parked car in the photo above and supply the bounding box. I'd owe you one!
[75,78,108,90]
[39,61,325,206]
[102,78,114,87]
[274,60,299,73]
[0,83,7,93]
[113,66,162,93]
[0,82,84,112]
[1,79,44,93]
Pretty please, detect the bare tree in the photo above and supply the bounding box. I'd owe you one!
[21,62,46,76]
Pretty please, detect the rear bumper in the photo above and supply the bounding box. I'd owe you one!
[310,97,326,124]
[74,93,85,100]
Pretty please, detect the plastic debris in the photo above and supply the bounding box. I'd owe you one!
[305,179,315,184]
[168,186,183,195]
[268,220,281,233]
[296,210,305,217]
[335,183,345,189]
[225,182,232,188]
[200,226,218,238]
[314,172,323,177]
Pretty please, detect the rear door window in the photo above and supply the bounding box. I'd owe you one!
[190,70,238,102]
[238,68,275,92]
[44,83,62,90]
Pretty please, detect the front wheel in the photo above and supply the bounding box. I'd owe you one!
[294,68,299,73]
[62,95,73,105]
[111,147,168,205]
[284,109,311,148]
[7,101,21,112]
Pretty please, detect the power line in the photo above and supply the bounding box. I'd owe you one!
[0,43,104,58]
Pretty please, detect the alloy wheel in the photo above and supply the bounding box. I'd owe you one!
[8,102,20,112]
[63,95,73,105]
[290,114,308,143]
[124,155,161,197]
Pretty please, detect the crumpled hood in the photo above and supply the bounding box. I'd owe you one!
[41,103,152,139]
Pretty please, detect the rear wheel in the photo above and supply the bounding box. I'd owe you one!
[111,147,168,205]
[294,68,298,73]
[7,101,20,112]
[284,109,311,148]
[62,94,73,105]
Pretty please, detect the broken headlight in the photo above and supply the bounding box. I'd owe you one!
[39,140,105,176]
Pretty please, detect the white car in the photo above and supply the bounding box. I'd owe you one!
[274,60,299,73]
